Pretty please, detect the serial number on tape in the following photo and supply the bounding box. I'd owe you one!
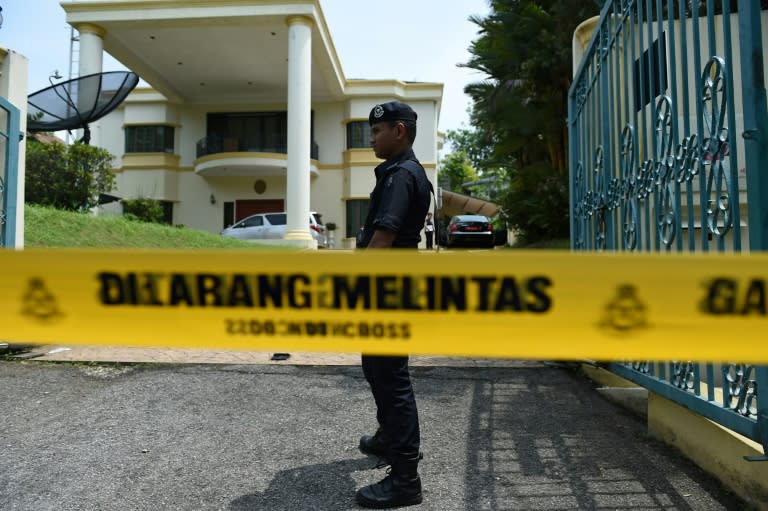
[224,319,411,340]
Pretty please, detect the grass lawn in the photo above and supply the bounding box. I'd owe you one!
[23,204,282,250]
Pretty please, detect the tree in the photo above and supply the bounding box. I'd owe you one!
[445,130,512,205]
[461,0,599,242]
[26,139,116,211]
[439,150,478,193]
[445,128,494,172]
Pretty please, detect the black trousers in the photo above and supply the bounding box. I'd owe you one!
[425,232,434,249]
[361,355,420,459]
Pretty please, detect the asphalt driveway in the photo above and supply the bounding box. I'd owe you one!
[0,361,747,510]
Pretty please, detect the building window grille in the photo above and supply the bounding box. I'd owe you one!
[346,121,371,149]
[202,111,317,158]
[125,125,175,153]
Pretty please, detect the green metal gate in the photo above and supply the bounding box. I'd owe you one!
[568,0,768,458]
[0,95,21,248]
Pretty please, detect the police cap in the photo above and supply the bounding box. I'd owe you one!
[368,101,418,126]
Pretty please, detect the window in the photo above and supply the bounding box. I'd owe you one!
[125,125,174,153]
[243,216,264,227]
[346,199,369,238]
[203,112,318,158]
[265,213,287,225]
[346,121,371,149]
[633,33,667,112]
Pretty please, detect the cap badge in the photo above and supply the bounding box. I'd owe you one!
[373,105,384,118]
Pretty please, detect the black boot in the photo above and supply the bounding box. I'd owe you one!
[359,428,389,458]
[356,456,422,509]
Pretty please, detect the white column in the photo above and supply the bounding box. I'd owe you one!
[283,16,314,245]
[77,23,106,78]
[75,24,106,143]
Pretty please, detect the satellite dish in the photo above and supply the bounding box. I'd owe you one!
[27,71,139,144]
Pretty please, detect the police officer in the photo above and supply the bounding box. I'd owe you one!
[355,101,431,508]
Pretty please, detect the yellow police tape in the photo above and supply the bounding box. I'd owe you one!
[1,249,766,362]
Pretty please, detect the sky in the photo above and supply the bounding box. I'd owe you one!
[0,0,491,137]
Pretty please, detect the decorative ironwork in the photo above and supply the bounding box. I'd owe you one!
[620,126,638,250]
[687,0,706,17]
[568,0,767,457]
[570,55,738,251]
[674,134,700,184]
[593,146,607,250]
[575,81,588,111]
[653,96,677,246]
[701,57,733,239]
[574,162,586,250]
[671,361,696,390]
[724,364,758,417]
[654,96,675,167]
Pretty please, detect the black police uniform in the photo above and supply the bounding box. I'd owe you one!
[357,106,432,463]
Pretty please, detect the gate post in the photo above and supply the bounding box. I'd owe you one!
[0,97,21,248]
[739,0,768,252]
[738,0,768,460]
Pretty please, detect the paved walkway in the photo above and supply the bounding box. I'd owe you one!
[2,344,751,510]
[26,343,531,368]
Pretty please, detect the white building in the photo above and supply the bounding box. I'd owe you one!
[61,0,443,249]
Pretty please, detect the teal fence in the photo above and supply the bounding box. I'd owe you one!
[568,0,768,458]
[0,95,21,248]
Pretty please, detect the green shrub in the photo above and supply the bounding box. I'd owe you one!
[122,197,165,223]
[25,139,115,211]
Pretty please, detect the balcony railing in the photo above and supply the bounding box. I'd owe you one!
[196,134,319,160]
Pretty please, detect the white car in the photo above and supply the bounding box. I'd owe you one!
[221,212,327,247]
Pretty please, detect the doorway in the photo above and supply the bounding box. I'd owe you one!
[234,199,285,222]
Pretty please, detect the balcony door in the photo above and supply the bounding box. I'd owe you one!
[205,111,315,156]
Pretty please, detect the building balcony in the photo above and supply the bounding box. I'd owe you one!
[194,134,319,177]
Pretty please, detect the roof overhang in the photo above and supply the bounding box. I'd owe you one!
[440,190,500,218]
[61,0,347,105]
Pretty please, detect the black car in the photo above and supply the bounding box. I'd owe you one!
[446,214,495,248]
